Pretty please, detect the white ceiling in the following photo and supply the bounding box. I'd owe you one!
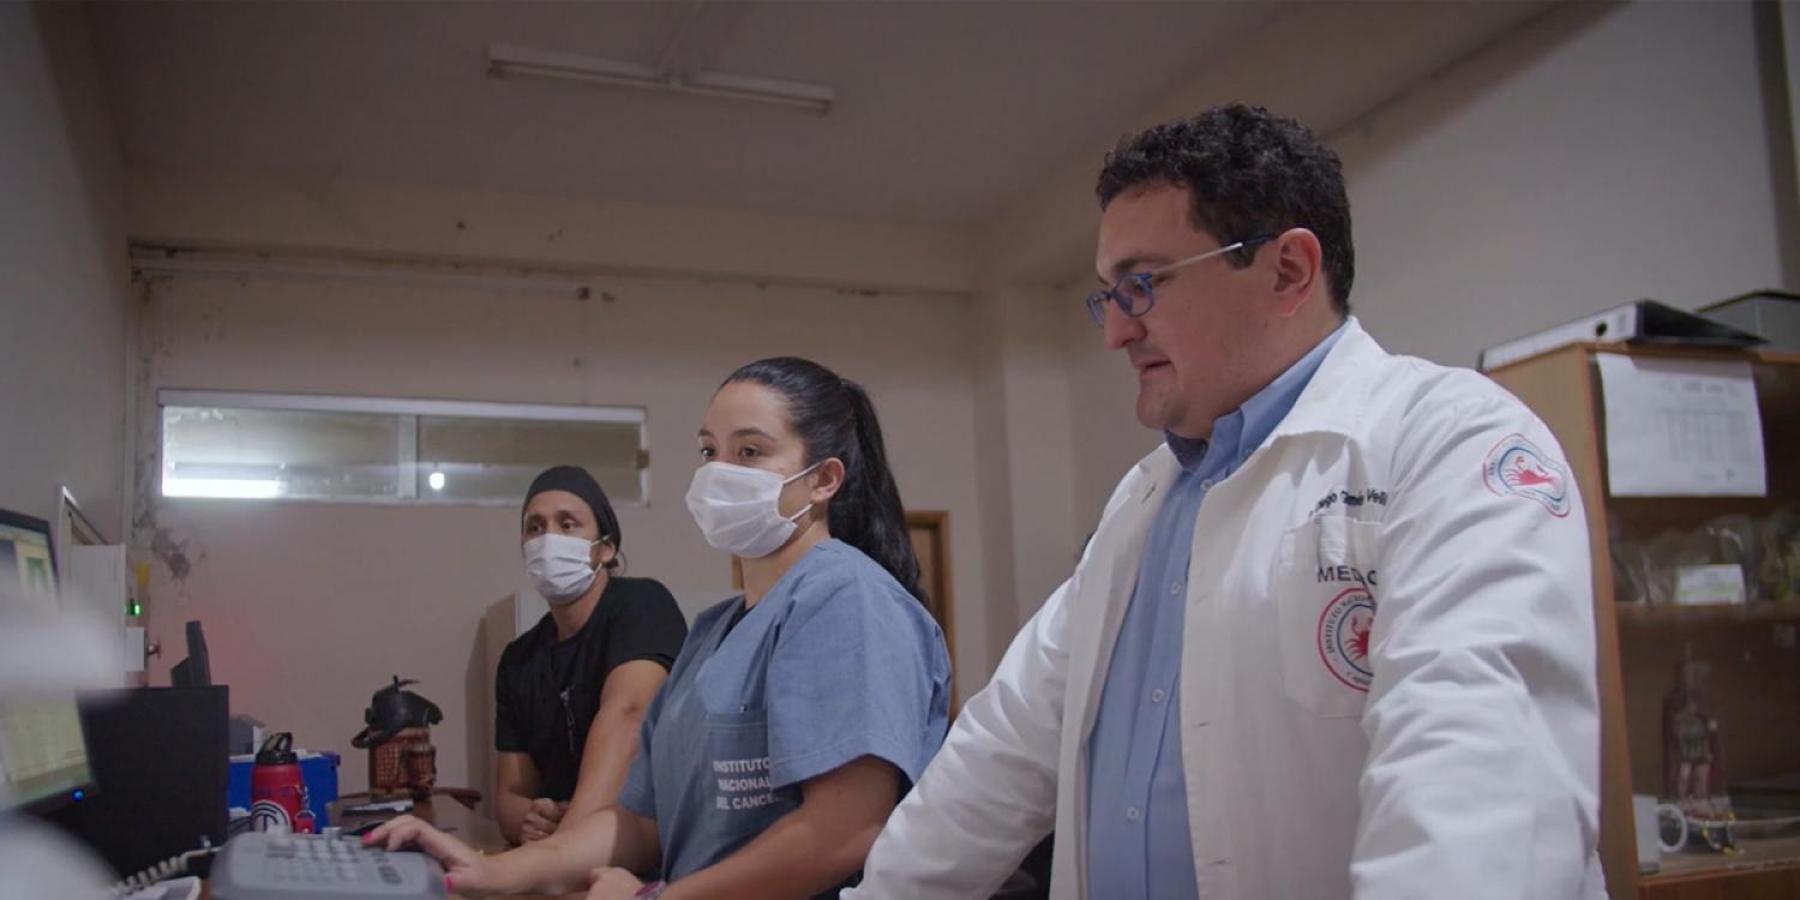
[90,0,1280,225]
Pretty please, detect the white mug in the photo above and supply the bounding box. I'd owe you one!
[1633,793,1688,871]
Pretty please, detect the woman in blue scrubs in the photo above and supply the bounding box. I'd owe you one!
[370,357,952,900]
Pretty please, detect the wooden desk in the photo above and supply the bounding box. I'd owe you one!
[333,795,512,856]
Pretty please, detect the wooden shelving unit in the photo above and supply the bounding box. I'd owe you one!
[1616,602,1800,626]
[1489,344,1800,900]
[1639,833,1800,899]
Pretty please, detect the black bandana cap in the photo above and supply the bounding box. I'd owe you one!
[522,465,621,555]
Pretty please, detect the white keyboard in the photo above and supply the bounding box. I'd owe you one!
[209,831,445,899]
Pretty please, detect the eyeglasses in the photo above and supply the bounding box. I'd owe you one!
[1084,235,1276,327]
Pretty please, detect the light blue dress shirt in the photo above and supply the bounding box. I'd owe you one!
[1086,323,1346,899]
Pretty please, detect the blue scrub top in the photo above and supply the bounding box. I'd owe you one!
[619,539,951,884]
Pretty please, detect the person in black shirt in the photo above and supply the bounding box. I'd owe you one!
[494,465,687,845]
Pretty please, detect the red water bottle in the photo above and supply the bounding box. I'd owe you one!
[250,732,316,833]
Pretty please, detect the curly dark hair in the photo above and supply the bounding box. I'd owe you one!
[1095,103,1354,316]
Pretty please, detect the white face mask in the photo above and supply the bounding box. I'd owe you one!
[685,461,822,559]
[523,533,603,605]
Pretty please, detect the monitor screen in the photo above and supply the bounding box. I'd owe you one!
[0,696,92,811]
[0,510,59,609]
[0,507,93,812]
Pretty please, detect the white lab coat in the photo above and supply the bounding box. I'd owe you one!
[849,319,1605,900]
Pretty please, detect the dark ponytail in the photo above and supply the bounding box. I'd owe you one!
[722,357,925,604]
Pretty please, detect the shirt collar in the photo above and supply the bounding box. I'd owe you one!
[1163,430,1210,470]
[1163,320,1349,472]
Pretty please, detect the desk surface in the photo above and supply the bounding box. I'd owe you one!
[334,795,513,856]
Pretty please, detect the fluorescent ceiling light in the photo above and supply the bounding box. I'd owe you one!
[163,477,286,499]
[487,43,834,115]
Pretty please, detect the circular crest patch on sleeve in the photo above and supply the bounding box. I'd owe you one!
[1482,433,1571,517]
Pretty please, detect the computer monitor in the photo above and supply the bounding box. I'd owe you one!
[45,686,230,879]
[0,507,60,608]
[170,620,212,688]
[0,695,93,813]
[0,506,95,813]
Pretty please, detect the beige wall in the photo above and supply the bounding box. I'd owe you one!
[972,286,1083,628]
[135,269,988,796]
[0,4,131,531]
[1061,0,1798,532]
[125,167,977,298]
[1340,0,1790,361]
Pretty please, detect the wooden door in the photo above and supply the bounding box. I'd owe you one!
[905,511,958,708]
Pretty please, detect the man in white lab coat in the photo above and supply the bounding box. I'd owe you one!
[848,105,1605,899]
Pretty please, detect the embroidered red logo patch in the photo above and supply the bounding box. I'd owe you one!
[1482,433,1571,518]
[1316,587,1375,692]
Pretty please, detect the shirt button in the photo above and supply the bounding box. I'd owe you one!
[1169,581,1183,595]
[1200,478,1214,490]
[1126,807,1142,822]
[1151,688,1167,704]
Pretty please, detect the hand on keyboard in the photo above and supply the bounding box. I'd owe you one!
[210,832,445,899]
[364,815,490,896]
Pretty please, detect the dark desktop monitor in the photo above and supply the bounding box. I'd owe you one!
[170,620,212,688]
[0,506,95,814]
[3,510,228,876]
[44,686,230,879]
